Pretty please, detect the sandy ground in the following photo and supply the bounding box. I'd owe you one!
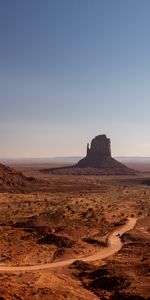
[0,218,136,272]
[0,164,150,299]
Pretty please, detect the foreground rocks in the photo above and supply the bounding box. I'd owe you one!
[70,259,150,300]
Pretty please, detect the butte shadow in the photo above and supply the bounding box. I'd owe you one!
[41,134,136,175]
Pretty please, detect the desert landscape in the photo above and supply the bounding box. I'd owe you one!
[0,135,150,300]
[1,1,150,299]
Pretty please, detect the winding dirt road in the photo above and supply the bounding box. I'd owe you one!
[0,218,137,273]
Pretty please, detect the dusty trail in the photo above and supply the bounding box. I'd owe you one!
[0,218,137,273]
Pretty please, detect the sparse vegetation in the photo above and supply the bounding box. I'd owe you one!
[0,165,150,299]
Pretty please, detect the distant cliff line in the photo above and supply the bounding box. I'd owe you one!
[1,157,150,164]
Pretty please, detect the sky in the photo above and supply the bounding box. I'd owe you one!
[1,0,150,158]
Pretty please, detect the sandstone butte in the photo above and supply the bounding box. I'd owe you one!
[42,134,136,175]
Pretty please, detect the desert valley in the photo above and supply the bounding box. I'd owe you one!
[2,1,150,299]
[0,135,150,300]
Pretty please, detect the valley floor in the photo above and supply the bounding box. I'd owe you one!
[0,168,150,299]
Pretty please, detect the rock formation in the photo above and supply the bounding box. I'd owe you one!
[75,134,136,174]
[77,135,111,168]
[0,163,45,192]
[42,134,136,175]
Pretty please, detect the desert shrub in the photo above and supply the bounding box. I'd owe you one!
[53,248,65,259]
[82,237,106,247]
[38,233,74,248]
[89,275,129,291]
[110,294,146,300]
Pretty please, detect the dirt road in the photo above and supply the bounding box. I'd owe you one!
[0,218,137,272]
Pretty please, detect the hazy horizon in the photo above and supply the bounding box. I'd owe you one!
[1,1,150,158]
[2,155,150,162]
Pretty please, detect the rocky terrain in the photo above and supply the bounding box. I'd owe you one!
[0,163,50,193]
[42,135,136,175]
[0,165,150,299]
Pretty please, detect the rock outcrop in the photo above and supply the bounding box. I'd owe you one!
[77,135,111,168]
[42,134,136,175]
[0,163,46,193]
[75,135,136,174]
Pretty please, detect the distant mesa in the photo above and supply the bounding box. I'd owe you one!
[42,134,136,175]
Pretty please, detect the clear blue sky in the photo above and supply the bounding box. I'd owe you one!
[1,0,150,158]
